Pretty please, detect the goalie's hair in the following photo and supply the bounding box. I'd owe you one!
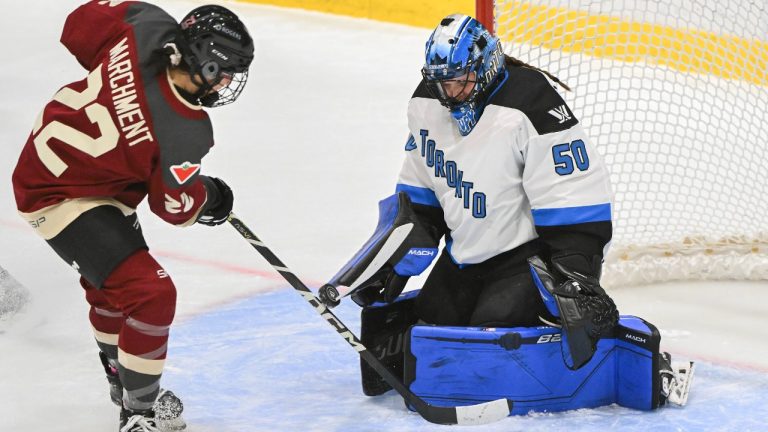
[505,55,571,92]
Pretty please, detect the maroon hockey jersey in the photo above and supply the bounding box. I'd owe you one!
[12,0,214,229]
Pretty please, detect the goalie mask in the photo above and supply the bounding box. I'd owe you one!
[179,5,254,107]
[422,14,505,135]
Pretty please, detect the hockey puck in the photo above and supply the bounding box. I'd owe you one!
[318,284,340,308]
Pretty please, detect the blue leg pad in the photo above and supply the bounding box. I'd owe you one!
[404,315,662,414]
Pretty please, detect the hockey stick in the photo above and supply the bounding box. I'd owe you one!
[228,213,512,425]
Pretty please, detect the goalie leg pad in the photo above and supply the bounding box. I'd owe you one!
[359,291,420,396]
[405,316,677,413]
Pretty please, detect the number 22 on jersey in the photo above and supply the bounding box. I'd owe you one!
[32,64,119,177]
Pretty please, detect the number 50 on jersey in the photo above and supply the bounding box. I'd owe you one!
[552,139,590,176]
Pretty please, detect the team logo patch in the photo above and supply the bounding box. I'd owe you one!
[548,105,572,123]
[170,162,200,184]
[165,193,195,214]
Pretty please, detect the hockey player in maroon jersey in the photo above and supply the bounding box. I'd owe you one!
[11,2,254,431]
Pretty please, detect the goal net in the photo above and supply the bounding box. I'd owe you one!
[479,0,768,287]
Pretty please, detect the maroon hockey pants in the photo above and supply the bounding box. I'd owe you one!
[82,249,176,411]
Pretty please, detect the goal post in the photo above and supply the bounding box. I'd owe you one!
[475,0,495,32]
[477,0,768,287]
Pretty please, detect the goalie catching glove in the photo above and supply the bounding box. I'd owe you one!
[528,253,619,370]
[319,192,441,308]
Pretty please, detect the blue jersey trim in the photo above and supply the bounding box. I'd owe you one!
[532,203,612,226]
[444,237,469,269]
[395,184,440,207]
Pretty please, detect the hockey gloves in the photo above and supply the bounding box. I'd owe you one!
[350,240,439,307]
[528,253,619,370]
[197,176,234,226]
[347,271,409,308]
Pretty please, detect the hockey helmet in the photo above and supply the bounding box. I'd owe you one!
[422,14,505,109]
[179,5,254,107]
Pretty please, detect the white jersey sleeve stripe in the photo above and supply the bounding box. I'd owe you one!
[395,183,441,207]
[531,203,612,226]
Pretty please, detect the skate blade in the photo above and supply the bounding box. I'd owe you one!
[157,417,186,431]
[667,361,695,407]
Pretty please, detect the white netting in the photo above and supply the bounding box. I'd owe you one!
[492,0,768,287]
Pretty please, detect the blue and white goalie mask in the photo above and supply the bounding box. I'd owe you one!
[422,14,505,135]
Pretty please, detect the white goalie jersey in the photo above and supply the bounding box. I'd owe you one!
[396,66,613,265]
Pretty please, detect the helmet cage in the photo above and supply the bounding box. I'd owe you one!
[422,60,481,109]
[198,69,249,107]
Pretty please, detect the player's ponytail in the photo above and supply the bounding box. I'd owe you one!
[147,40,186,76]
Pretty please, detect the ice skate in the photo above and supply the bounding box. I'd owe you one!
[118,390,185,432]
[659,351,695,407]
[120,409,159,432]
[153,389,186,431]
[102,352,186,430]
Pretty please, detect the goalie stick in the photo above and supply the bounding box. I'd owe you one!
[227,212,512,425]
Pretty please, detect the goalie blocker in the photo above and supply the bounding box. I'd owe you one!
[320,192,441,307]
[360,292,694,413]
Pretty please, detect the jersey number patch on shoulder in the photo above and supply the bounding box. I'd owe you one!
[32,64,119,177]
[552,139,589,176]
